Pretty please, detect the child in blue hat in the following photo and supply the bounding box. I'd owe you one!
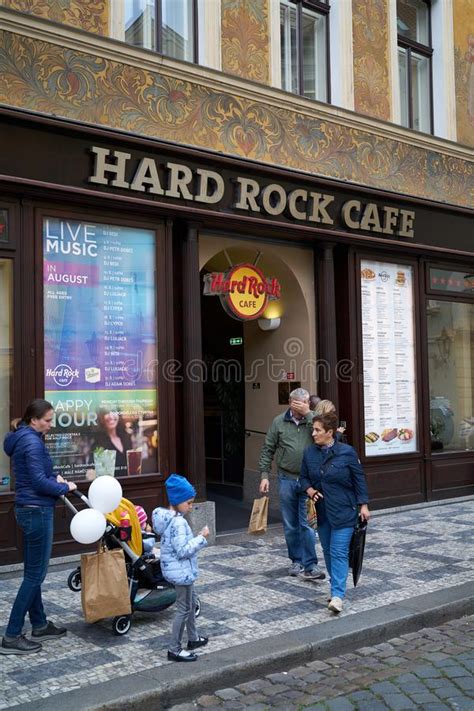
[152,474,209,662]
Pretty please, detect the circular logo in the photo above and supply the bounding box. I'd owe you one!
[51,363,77,387]
[224,265,269,320]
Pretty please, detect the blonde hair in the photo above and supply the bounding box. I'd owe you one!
[314,399,336,416]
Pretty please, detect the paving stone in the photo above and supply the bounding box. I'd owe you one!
[214,689,242,701]
[452,675,474,691]
[406,692,441,704]
[433,682,469,700]
[377,694,416,709]
[325,698,355,710]
[414,665,442,678]
[196,695,220,707]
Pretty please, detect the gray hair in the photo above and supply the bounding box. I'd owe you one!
[289,387,309,401]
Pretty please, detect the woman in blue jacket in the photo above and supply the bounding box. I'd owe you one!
[0,399,77,655]
[299,412,370,614]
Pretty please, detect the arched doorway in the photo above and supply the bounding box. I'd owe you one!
[200,235,317,532]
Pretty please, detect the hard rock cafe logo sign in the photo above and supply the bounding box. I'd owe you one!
[203,264,281,321]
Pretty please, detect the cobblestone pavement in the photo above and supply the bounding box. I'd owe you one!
[170,616,474,711]
[0,500,473,708]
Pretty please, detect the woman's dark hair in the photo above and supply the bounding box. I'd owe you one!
[11,398,53,430]
[313,412,338,435]
[97,409,128,440]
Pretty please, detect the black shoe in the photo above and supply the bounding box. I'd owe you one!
[0,635,42,655]
[187,636,208,650]
[32,621,67,640]
[167,649,198,662]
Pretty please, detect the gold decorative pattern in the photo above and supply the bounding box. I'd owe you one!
[0,0,108,36]
[453,0,474,148]
[0,31,472,208]
[353,0,391,121]
[221,0,270,84]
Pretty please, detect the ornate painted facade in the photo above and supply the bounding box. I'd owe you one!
[221,0,270,84]
[1,0,108,36]
[0,29,472,209]
[453,0,474,148]
[352,0,391,121]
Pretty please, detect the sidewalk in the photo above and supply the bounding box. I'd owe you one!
[1,498,473,711]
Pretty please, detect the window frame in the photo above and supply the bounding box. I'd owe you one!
[281,0,331,103]
[155,0,199,63]
[397,0,433,133]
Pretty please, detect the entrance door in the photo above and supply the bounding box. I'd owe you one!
[201,284,245,500]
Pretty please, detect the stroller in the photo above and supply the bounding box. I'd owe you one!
[63,490,201,635]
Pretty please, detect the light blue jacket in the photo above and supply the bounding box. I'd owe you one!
[152,507,207,586]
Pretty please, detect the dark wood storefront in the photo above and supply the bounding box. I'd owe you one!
[0,108,473,563]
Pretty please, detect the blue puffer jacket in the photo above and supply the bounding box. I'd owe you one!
[152,507,207,586]
[299,441,369,529]
[4,425,69,506]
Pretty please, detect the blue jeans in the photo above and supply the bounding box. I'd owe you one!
[317,520,354,599]
[5,506,54,637]
[278,473,317,570]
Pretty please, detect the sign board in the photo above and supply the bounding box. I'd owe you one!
[203,263,281,321]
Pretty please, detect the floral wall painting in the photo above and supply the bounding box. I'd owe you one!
[352,0,391,121]
[453,0,474,148]
[0,30,472,209]
[221,0,270,84]
[0,0,109,36]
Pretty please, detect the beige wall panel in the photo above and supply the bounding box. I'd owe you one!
[353,0,391,121]
[1,0,108,36]
[221,0,270,83]
[453,0,474,147]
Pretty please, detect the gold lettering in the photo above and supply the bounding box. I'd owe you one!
[130,157,164,195]
[341,200,361,229]
[360,203,383,233]
[399,209,415,238]
[166,162,194,200]
[308,193,335,224]
[261,184,287,216]
[288,189,308,220]
[234,178,261,212]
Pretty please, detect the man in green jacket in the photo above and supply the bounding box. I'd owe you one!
[259,388,325,580]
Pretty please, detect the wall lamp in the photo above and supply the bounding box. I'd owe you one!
[258,317,281,331]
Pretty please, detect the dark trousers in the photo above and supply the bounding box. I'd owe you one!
[5,506,54,637]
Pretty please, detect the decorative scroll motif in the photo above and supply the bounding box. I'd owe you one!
[1,0,108,36]
[353,0,391,121]
[0,31,472,208]
[453,0,474,148]
[221,0,270,84]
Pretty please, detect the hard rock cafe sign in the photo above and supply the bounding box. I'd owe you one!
[203,264,281,321]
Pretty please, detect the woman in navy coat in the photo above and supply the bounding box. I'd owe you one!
[1,399,77,655]
[299,412,370,614]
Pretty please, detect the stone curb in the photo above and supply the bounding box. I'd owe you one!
[12,581,473,711]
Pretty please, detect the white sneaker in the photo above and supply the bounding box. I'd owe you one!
[328,596,343,614]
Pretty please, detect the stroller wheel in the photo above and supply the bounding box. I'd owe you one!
[195,595,201,619]
[67,568,82,592]
[112,615,132,636]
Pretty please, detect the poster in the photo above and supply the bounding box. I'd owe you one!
[361,260,417,456]
[43,217,159,479]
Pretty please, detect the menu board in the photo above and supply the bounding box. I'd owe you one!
[43,217,159,479]
[361,260,417,456]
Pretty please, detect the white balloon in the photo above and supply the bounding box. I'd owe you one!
[88,476,123,514]
[70,509,106,545]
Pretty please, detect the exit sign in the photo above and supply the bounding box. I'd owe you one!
[229,337,243,346]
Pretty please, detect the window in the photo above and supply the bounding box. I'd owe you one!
[0,259,13,491]
[397,0,432,132]
[280,0,329,102]
[43,217,160,480]
[427,299,474,453]
[124,0,198,63]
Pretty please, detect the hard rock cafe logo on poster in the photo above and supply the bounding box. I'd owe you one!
[203,264,281,321]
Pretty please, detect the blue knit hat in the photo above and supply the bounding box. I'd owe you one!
[165,473,196,506]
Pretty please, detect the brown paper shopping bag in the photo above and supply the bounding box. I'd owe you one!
[248,496,269,534]
[81,547,131,623]
[306,497,318,530]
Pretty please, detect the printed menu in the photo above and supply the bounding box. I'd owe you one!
[43,217,159,478]
[361,260,417,456]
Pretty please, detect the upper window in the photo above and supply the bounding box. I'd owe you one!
[397,0,432,133]
[280,0,329,103]
[124,0,198,63]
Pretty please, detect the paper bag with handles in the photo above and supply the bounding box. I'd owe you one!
[248,496,269,534]
[81,547,131,623]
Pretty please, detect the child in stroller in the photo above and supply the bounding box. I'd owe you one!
[64,491,200,635]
